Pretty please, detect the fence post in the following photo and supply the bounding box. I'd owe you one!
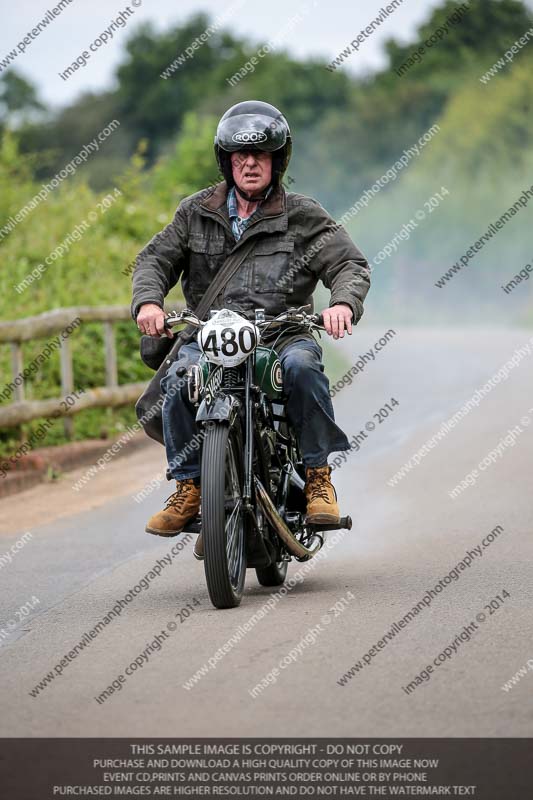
[104,322,118,388]
[59,336,73,439]
[10,343,24,403]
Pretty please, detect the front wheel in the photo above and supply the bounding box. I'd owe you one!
[201,420,246,608]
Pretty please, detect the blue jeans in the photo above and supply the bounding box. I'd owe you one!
[161,338,350,480]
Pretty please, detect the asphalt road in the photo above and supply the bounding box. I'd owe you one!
[0,326,532,737]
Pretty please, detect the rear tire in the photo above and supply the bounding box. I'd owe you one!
[256,560,288,587]
[253,428,289,587]
[201,421,246,609]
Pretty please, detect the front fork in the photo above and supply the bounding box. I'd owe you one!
[243,356,255,509]
[196,357,271,549]
[195,357,256,507]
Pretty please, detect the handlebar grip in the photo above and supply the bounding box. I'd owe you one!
[313,313,324,326]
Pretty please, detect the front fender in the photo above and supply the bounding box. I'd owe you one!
[196,393,240,424]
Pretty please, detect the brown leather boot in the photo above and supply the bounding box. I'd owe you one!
[305,466,340,524]
[146,480,201,537]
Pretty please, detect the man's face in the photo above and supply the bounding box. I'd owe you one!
[231,149,272,197]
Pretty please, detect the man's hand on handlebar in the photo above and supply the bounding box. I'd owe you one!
[136,303,174,338]
[321,303,353,339]
[137,303,352,339]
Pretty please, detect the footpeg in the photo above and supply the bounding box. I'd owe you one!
[307,515,352,532]
[181,515,202,535]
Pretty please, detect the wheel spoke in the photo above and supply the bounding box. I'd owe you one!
[225,500,242,577]
[224,440,244,589]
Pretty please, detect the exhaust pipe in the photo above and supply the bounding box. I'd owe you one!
[254,477,323,560]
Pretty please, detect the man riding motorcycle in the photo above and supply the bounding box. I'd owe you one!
[132,100,371,557]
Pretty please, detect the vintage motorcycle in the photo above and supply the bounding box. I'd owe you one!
[164,306,351,609]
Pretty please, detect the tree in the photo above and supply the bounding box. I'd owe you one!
[385,0,533,83]
[0,71,44,124]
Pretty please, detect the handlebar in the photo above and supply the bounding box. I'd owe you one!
[164,307,324,331]
[259,309,324,329]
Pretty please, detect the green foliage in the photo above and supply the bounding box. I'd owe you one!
[116,17,236,149]
[0,70,44,117]
[425,56,533,174]
[152,112,222,203]
[0,142,159,452]
[385,0,532,80]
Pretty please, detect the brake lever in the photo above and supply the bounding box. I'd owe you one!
[165,309,202,329]
[164,311,183,326]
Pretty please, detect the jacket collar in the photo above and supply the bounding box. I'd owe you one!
[200,180,286,218]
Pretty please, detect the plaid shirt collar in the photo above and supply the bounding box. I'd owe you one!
[227,185,273,241]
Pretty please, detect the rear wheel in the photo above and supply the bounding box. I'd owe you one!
[201,421,246,609]
[256,559,288,587]
[253,429,290,587]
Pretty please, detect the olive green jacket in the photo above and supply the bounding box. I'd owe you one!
[132,181,371,348]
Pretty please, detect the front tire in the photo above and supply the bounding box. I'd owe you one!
[201,421,246,609]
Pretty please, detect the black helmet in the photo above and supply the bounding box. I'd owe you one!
[214,100,292,189]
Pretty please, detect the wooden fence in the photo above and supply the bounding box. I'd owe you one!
[0,304,183,435]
